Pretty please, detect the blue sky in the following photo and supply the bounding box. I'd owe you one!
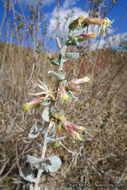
[0,0,127,51]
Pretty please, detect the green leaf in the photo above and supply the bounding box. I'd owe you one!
[48,71,65,80]
[28,122,43,139]
[42,107,50,122]
[66,35,78,46]
[51,58,60,66]
[66,52,79,60]
[27,155,52,168]
[20,168,37,183]
[41,155,62,173]
[34,104,41,109]
[36,122,42,129]
[56,37,62,50]
[21,168,32,177]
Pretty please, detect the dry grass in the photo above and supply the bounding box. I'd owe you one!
[0,42,127,190]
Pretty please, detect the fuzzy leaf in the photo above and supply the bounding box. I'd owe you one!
[50,106,57,114]
[51,58,59,66]
[40,98,51,106]
[66,35,78,46]
[27,156,52,168]
[36,122,42,129]
[28,122,43,139]
[27,155,40,166]
[41,155,62,173]
[42,107,50,122]
[20,168,37,183]
[66,52,79,60]
[48,71,65,80]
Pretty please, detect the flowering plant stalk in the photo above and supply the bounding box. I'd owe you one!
[21,15,113,190]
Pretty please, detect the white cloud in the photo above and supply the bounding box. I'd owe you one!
[63,0,77,9]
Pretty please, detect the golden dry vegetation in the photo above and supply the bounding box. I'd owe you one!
[0,42,127,190]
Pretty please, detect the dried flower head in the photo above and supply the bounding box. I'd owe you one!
[22,80,56,111]
[30,80,56,101]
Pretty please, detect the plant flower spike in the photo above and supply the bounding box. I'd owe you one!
[21,14,114,189]
[52,111,84,141]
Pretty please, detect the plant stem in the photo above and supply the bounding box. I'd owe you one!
[33,127,49,190]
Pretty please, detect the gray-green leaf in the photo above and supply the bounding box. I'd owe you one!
[40,98,51,106]
[66,35,78,46]
[28,122,43,139]
[56,37,62,50]
[66,52,79,60]
[41,155,62,173]
[48,71,65,80]
[42,107,50,122]
[27,155,41,166]
[20,168,37,183]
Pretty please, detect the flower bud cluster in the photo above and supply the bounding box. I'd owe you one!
[52,111,84,141]
[69,15,113,32]
[68,15,113,45]
[59,75,91,103]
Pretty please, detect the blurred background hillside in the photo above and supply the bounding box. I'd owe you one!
[0,0,127,190]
